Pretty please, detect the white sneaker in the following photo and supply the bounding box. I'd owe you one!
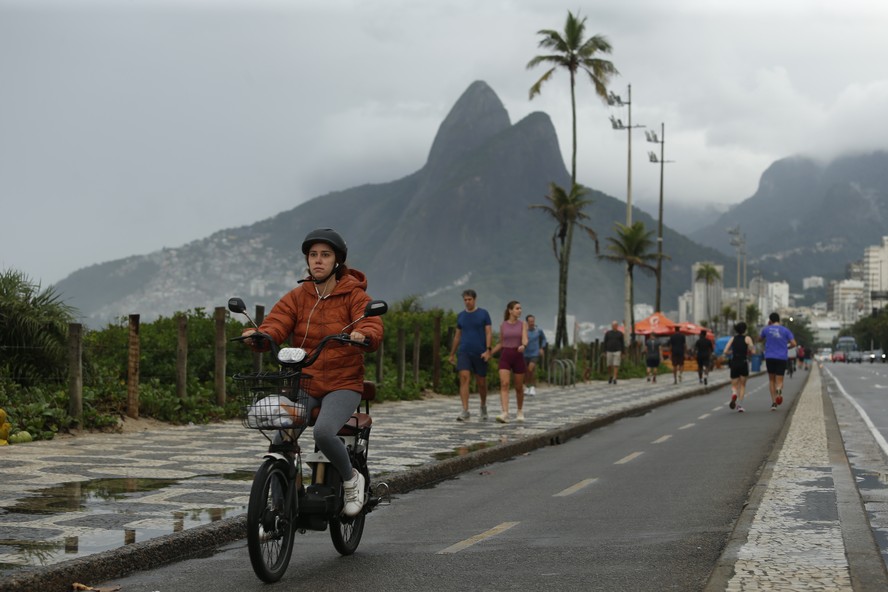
[495,413,510,423]
[342,469,366,517]
[516,410,525,422]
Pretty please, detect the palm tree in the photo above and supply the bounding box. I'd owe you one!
[0,269,76,383]
[745,303,761,328]
[599,222,658,344]
[528,10,618,186]
[530,182,599,348]
[695,263,721,328]
[720,304,736,334]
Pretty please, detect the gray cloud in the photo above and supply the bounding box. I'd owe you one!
[2,0,887,285]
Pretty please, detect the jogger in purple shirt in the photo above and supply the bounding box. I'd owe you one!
[759,312,796,411]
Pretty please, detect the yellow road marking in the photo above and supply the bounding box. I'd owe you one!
[615,451,644,464]
[437,522,520,554]
[553,478,599,497]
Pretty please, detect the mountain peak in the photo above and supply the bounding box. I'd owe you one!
[425,81,511,172]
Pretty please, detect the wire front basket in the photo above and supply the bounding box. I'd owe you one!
[232,370,312,433]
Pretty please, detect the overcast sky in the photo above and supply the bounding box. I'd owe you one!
[2,0,887,286]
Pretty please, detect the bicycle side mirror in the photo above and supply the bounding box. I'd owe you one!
[364,300,388,317]
[228,298,247,314]
[228,297,258,328]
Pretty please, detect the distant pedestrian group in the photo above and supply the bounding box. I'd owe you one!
[449,290,546,424]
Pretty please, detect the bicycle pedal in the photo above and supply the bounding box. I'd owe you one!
[372,482,391,506]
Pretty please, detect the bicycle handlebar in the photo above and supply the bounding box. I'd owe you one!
[231,331,370,370]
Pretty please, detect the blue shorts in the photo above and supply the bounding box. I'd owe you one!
[457,351,488,377]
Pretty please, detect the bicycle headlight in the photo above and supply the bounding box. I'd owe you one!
[278,347,307,363]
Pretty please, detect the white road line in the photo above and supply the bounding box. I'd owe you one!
[678,423,695,430]
[652,435,672,444]
[437,521,520,554]
[615,451,644,464]
[698,413,711,420]
[825,367,888,458]
[553,478,599,497]
[712,406,723,412]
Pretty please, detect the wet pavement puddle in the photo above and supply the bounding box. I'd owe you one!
[0,472,253,570]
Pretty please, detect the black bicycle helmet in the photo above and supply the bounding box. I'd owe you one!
[301,228,347,263]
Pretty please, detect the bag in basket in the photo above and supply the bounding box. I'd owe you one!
[246,394,306,428]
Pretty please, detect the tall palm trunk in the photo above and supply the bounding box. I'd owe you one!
[556,222,575,347]
[624,268,632,347]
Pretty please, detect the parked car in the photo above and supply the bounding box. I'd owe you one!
[847,350,863,363]
[832,351,846,363]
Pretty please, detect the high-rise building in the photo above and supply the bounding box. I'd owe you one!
[863,236,888,314]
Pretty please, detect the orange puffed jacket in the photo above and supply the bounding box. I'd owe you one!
[256,268,383,399]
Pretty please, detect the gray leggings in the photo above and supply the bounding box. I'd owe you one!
[307,390,361,480]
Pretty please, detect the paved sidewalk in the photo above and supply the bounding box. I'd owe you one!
[706,368,888,591]
[2,367,886,591]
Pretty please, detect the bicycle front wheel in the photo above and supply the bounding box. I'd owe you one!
[247,459,296,583]
[330,465,367,555]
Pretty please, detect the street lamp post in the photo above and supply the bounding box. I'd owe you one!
[608,84,645,225]
[646,123,674,312]
[728,226,745,326]
[608,85,645,346]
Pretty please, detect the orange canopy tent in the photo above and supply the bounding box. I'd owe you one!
[633,312,676,335]
[674,321,707,335]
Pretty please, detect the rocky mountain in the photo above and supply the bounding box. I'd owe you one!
[690,151,888,288]
[56,81,728,329]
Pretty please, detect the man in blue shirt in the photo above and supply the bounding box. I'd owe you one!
[523,314,548,396]
[448,290,492,421]
[759,312,796,411]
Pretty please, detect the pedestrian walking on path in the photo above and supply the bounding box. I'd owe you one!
[448,289,492,421]
[523,314,547,396]
[668,325,687,384]
[490,301,528,423]
[603,321,624,384]
[644,334,662,383]
[695,329,714,385]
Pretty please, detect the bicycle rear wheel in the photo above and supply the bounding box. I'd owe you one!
[247,459,296,582]
[330,464,367,555]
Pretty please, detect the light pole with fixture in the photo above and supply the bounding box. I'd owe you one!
[608,84,645,225]
[646,122,674,312]
[728,226,745,325]
[608,85,645,346]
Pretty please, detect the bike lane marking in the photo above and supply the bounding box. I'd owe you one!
[824,366,888,458]
[553,478,598,497]
[436,522,520,554]
[615,452,644,464]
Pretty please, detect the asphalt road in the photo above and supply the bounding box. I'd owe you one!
[100,373,800,592]
[822,361,888,569]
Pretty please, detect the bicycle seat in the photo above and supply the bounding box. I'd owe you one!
[307,381,375,434]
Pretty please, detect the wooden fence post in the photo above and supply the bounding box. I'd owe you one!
[432,314,441,391]
[176,314,187,400]
[214,306,226,406]
[252,304,265,372]
[375,339,384,384]
[67,323,83,426]
[413,323,421,384]
[127,314,140,419]
[397,327,406,390]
